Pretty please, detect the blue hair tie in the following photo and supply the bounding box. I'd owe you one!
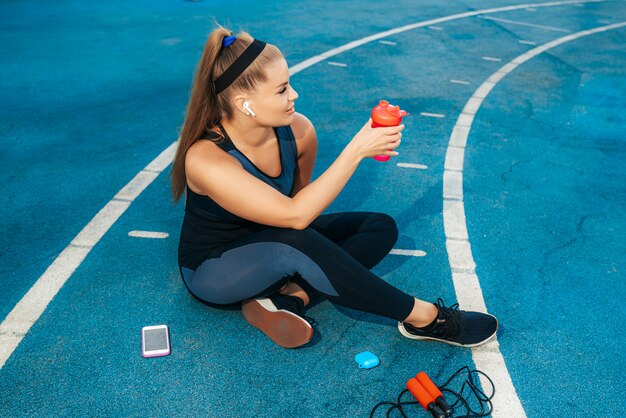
[222,35,237,47]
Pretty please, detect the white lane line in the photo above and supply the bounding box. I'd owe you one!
[443,200,469,240]
[482,56,503,62]
[420,112,446,118]
[428,26,444,30]
[450,79,471,85]
[0,142,177,369]
[479,15,573,32]
[463,97,485,115]
[519,39,538,45]
[379,40,397,45]
[397,163,429,170]
[114,171,160,202]
[449,126,471,148]
[443,21,626,418]
[0,0,609,376]
[444,147,465,171]
[327,61,348,67]
[289,0,608,75]
[0,245,93,362]
[390,249,427,257]
[128,231,170,239]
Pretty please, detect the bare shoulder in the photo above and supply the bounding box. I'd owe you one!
[186,139,228,167]
[291,112,315,137]
[182,137,300,229]
[290,112,317,158]
[185,139,239,193]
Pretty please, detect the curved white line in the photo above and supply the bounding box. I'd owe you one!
[0,0,609,370]
[288,0,608,76]
[443,21,626,418]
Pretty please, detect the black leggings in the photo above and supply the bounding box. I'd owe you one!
[180,212,415,322]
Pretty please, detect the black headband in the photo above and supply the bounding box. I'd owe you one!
[213,39,267,94]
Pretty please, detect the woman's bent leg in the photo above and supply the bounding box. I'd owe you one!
[310,212,398,270]
[182,226,414,322]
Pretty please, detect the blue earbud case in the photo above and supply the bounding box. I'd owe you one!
[354,351,380,369]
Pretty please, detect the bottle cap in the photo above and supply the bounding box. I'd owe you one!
[371,100,408,126]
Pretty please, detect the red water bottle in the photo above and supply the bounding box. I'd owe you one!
[371,100,408,162]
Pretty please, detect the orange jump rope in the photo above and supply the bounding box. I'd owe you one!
[406,372,453,417]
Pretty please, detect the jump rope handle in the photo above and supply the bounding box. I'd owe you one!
[406,377,447,418]
[417,372,454,416]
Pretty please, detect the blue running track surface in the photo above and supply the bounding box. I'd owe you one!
[1,0,624,416]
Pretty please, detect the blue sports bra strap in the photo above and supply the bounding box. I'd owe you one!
[277,126,297,162]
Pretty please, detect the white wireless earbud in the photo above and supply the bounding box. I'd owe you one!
[243,101,256,117]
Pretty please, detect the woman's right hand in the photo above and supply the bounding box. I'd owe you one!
[349,118,404,160]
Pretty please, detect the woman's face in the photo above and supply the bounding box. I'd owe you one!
[246,58,299,127]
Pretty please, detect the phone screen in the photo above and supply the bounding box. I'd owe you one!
[144,328,168,351]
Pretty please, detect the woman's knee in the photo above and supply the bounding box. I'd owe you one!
[366,213,399,244]
[267,226,320,246]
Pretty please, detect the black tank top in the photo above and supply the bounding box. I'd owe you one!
[178,124,299,269]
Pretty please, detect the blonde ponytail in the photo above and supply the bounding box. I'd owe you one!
[169,25,282,203]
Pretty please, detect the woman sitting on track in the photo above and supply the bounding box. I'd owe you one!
[169,26,498,349]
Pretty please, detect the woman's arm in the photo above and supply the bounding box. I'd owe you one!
[290,113,318,196]
[186,118,402,230]
[288,115,402,229]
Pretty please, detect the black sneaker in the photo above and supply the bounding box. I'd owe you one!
[242,293,315,348]
[398,298,498,347]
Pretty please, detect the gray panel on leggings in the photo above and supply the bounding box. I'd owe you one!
[186,242,339,304]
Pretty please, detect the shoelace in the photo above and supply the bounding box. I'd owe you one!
[434,298,465,340]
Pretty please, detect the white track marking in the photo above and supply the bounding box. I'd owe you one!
[463,97,484,115]
[128,231,170,239]
[450,79,471,85]
[479,15,573,32]
[0,245,93,361]
[0,142,177,368]
[327,61,348,67]
[379,40,397,45]
[288,0,607,75]
[428,25,444,30]
[390,249,427,257]
[420,112,446,118]
[443,21,626,417]
[114,171,161,202]
[483,56,503,62]
[444,147,465,171]
[397,163,428,170]
[519,39,538,45]
[443,201,469,240]
[0,0,608,390]
[449,126,471,148]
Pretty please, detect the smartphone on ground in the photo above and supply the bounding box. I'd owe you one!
[141,324,170,358]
